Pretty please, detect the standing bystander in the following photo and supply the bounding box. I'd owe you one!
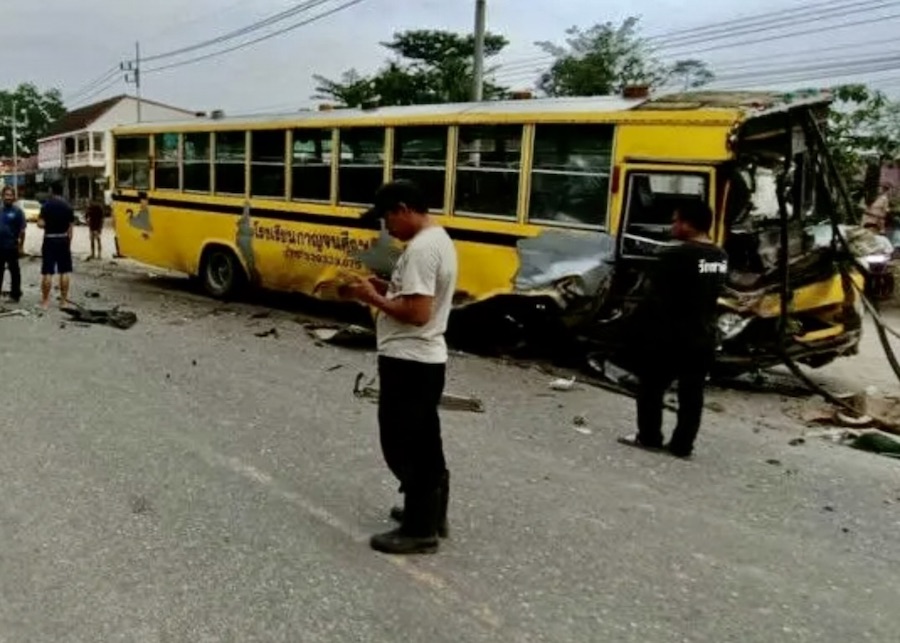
[37,187,76,309]
[86,199,104,260]
[0,186,26,303]
[618,200,729,459]
[347,180,458,555]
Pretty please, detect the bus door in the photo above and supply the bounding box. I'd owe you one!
[612,164,718,307]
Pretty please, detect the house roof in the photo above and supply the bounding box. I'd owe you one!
[41,94,196,139]
[42,95,127,138]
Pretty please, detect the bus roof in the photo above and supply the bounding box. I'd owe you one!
[112,89,834,134]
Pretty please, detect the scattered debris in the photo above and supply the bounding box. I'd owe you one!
[250,310,272,320]
[766,459,782,466]
[572,415,587,427]
[353,372,485,412]
[0,308,30,319]
[254,328,279,339]
[191,359,198,367]
[788,437,806,446]
[304,323,376,349]
[326,364,344,372]
[84,291,101,299]
[549,377,577,392]
[823,505,835,512]
[61,304,138,330]
[851,432,900,458]
[573,426,593,436]
[130,494,153,515]
[706,401,726,413]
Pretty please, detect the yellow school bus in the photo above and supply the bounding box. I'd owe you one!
[110,89,864,374]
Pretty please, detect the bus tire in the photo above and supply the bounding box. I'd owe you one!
[200,245,246,300]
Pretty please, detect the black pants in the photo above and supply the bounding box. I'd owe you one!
[377,355,447,494]
[0,248,22,300]
[635,347,714,455]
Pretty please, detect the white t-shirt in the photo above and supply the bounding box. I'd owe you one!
[376,225,458,364]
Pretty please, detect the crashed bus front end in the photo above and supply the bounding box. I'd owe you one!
[449,92,866,377]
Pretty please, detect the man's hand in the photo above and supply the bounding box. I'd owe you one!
[368,276,389,296]
[345,277,381,306]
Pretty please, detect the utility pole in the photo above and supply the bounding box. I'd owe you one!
[472,0,486,102]
[121,42,142,122]
[11,100,18,199]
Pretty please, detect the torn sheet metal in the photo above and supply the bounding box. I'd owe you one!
[513,229,616,304]
[305,323,376,349]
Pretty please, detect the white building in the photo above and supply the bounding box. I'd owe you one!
[37,95,196,208]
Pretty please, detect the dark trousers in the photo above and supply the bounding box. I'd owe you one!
[635,347,714,454]
[0,248,22,300]
[377,355,447,495]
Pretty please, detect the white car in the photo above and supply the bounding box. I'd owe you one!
[16,199,41,223]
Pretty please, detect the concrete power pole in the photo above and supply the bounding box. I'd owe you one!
[11,99,18,198]
[472,0,486,102]
[122,42,143,123]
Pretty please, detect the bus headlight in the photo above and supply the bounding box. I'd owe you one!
[718,312,753,340]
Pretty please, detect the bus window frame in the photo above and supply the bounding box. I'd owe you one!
[617,164,717,261]
[115,134,151,191]
[336,127,387,207]
[390,125,452,215]
[153,132,182,192]
[182,131,212,195]
[249,128,288,201]
[452,123,526,222]
[289,126,337,205]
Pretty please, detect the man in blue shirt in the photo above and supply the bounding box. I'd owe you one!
[0,186,26,303]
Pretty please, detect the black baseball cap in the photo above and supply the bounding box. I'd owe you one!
[361,179,428,221]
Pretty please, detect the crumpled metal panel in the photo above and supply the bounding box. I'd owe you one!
[513,229,616,302]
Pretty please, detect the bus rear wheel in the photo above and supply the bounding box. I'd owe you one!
[200,246,245,299]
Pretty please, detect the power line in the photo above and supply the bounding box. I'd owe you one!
[652,0,899,48]
[69,76,123,108]
[495,0,900,74]
[64,66,120,103]
[144,0,369,74]
[142,0,336,63]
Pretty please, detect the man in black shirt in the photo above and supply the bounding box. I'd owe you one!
[619,200,729,458]
[37,188,75,309]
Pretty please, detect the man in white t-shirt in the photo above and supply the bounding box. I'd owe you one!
[348,180,458,555]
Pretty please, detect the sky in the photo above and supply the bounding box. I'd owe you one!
[5,0,900,115]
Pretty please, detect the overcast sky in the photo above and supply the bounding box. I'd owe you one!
[5,0,900,114]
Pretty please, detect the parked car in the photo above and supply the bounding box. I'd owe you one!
[16,199,41,223]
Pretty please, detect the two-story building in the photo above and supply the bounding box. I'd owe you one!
[38,95,195,209]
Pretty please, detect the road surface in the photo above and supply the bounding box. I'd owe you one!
[1,227,899,642]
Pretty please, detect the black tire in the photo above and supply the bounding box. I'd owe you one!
[200,246,245,299]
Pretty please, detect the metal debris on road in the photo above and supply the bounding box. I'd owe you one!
[549,377,576,391]
[353,372,485,412]
[304,323,376,349]
[0,308,30,319]
[254,328,279,338]
[61,304,138,330]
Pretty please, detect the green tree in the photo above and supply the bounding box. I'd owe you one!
[535,17,668,97]
[668,59,715,91]
[312,29,509,107]
[827,84,900,202]
[0,83,67,157]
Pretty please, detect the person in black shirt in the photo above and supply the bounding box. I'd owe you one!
[618,200,729,459]
[37,188,76,309]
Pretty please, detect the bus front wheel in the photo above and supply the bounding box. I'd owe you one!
[200,246,246,299]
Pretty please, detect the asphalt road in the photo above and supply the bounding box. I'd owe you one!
[1,230,899,642]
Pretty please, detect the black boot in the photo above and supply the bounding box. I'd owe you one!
[371,488,440,555]
[389,470,449,538]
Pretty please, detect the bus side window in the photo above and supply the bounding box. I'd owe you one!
[528,124,614,228]
[292,129,332,202]
[154,133,180,190]
[116,136,150,190]
[215,131,247,196]
[393,126,448,211]
[455,125,522,220]
[251,130,286,199]
[184,132,211,192]
[621,172,709,257]
[338,128,385,206]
